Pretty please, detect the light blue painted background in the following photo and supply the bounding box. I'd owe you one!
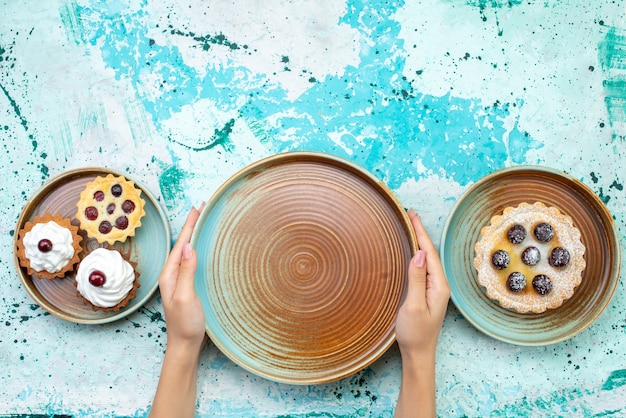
[1,0,625,416]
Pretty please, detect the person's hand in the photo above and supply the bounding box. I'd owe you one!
[158,204,206,354]
[395,209,450,361]
[150,205,206,418]
[394,209,450,418]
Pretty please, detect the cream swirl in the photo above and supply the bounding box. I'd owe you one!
[23,221,75,273]
[76,248,135,308]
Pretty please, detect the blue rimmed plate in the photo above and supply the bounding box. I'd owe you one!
[192,152,417,384]
[441,165,621,345]
[13,167,170,324]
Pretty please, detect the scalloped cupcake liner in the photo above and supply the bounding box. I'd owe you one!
[16,213,83,280]
[74,248,141,313]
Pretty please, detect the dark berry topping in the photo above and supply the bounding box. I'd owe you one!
[532,274,553,295]
[93,191,105,202]
[521,246,541,266]
[506,272,527,293]
[85,206,99,221]
[89,270,106,287]
[491,250,510,270]
[115,216,129,230]
[38,239,53,253]
[549,247,570,268]
[122,200,135,214]
[534,222,554,242]
[111,184,123,197]
[99,221,112,234]
[507,224,526,244]
[106,203,116,214]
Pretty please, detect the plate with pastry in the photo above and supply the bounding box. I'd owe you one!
[440,165,621,345]
[13,167,170,324]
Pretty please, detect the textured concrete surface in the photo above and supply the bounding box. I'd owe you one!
[1,0,625,416]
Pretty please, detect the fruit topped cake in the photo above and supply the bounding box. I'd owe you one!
[74,247,140,312]
[473,202,586,314]
[16,213,83,280]
[75,174,146,245]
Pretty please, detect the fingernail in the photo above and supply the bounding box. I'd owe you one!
[183,243,193,260]
[413,250,426,267]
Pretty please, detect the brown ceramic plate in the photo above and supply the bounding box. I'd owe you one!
[13,168,170,324]
[441,165,621,345]
[192,152,417,384]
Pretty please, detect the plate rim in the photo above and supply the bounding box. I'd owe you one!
[191,151,418,384]
[13,166,171,324]
[440,164,622,345]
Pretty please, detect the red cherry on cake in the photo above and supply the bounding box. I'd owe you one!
[89,270,107,287]
[85,206,99,221]
[93,191,105,202]
[38,239,53,252]
[111,184,123,197]
[99,221,112,234]
[106,203,116,214]
[115,216,129,230]
[122,200,135,214]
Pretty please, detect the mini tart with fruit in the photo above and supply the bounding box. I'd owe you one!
[74,247,140,313]
[474,202,586,314]
[16,213,83,280]
[75,174,146,245]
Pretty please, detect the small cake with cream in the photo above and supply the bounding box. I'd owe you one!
[16,213,82,279]
[75,247,140,312]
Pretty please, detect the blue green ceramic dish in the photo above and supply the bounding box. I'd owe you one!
[14,167,170,324]
[192,152,417,384]
[441,165,621,346]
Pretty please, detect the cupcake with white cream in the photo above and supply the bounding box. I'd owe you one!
[16,213,82,279]
[75,247,140,312]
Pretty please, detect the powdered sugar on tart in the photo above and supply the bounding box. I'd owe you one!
[474,202,586,314]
